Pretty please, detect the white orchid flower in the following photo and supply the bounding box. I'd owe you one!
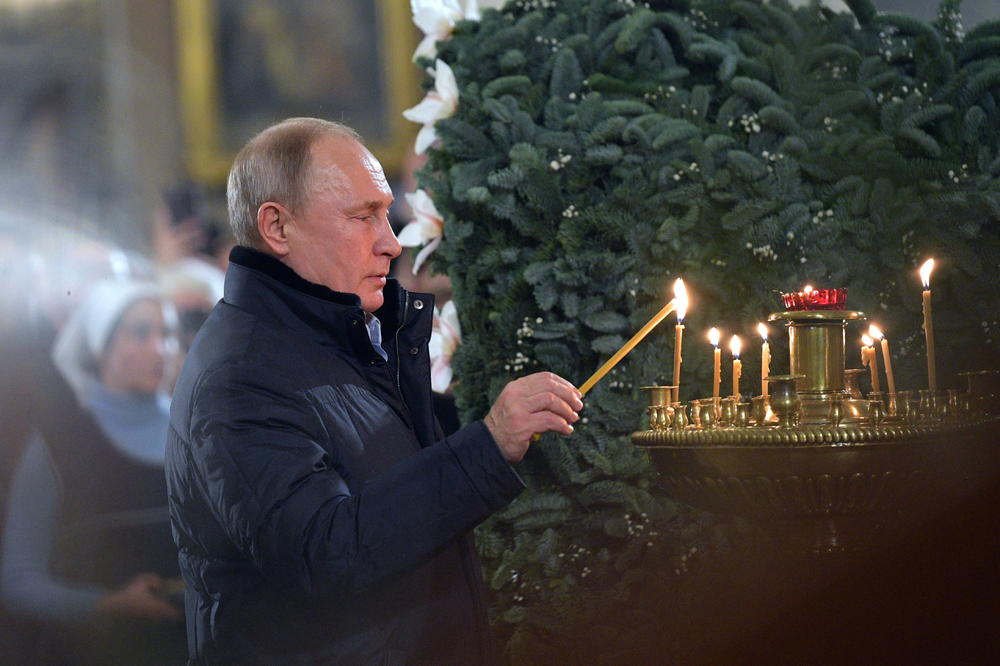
[398,189,444,275]
[464,0,507,21]
[402,59,459,154]
[429,300,461,393]
[411,0,504,59]
[411,0,463,60]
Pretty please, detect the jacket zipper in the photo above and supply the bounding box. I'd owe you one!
[393,292,408,400]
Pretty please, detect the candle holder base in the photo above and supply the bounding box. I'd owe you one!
[795,393,871,424]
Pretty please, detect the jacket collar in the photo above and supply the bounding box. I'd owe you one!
[223,246,432,355]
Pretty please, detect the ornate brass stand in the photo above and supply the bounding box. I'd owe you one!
[631,309,1000,553]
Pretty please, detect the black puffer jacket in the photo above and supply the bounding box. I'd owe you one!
[166,248,524,665]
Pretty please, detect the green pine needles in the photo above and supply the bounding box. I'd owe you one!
[413,0,1000,661]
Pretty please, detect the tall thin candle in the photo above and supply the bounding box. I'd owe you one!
[709,327,721,398]
[757,322,770,397]
[671,279,688,403]
[730,335,742,398]
[919,259,936,391]
[861,334,880,394]
[869,324,896,396]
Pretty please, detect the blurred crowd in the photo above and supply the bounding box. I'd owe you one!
[0,185,228,664]
[0,171,456,664]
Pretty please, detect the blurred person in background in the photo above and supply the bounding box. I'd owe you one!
[155,180,234,273]
[153,182,230,394]
[159,255,225,393]
[0,279,185,665]
[0,224,133,537]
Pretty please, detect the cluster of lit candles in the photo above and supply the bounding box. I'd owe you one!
[860,258,937,395]
[576,258,940,401]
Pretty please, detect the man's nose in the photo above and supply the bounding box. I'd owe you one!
[377,216,402,259]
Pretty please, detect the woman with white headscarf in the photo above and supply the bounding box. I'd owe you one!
[1,280,185,664]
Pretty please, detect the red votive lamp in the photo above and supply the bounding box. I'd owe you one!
[780,286,847,311]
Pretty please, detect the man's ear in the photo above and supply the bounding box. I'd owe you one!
[257,202,291,257]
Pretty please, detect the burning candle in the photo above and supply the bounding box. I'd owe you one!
[757,322,770,397]
[579,294,678,396]
[671,279,688,403]
[730,335,742,398]
[709,327,721,398]
[868,324,896,396]
[861,334,880,393]
[919,258,936,391]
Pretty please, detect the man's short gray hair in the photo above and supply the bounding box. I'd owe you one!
[226,118,361,249]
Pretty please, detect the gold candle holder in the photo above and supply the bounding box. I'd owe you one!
[734,402,752,428]
[768,309,867,424]
[868,398,885,426]
[672,402,689,429]
[751,395,769,427]
[641,386,675,431]
[689,399,703,428]
[897,389,917,425]
[844,368,865,399]
[828,393,845,426]
[698,399,718,429]
[766,375,803,428]
[719,396,737,426]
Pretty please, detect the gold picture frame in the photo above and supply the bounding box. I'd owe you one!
[174,0,420,185]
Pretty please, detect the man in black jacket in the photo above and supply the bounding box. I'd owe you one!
[165,118,582,664]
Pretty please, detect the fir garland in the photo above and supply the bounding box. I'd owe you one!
[411,0,1000,661]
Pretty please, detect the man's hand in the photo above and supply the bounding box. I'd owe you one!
[97,573,182,623]
[484,372,583,462]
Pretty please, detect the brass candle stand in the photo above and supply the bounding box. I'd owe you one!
[631,308,1000,554]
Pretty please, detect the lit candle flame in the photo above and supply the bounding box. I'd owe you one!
[803,285,814,294]
[861,334,875,347]
[868,324,884,341]
[919,258,934,289]
[674,278,688,321]
[708,327,720,347]
[730,335,742,358]
[757,322,768,341]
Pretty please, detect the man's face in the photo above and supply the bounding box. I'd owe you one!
[284,136,401,312]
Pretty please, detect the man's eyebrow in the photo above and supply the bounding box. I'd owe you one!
[345,199,393,214]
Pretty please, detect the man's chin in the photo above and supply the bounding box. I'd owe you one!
[361,290,384,313]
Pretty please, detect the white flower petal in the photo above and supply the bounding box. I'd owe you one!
[433,59,459,111]
[406,189,435,216]
[412,235,442,274]
[397,220,432,247]
[438,300,461,344]
[413,124,438,155]
[431,358,454,393]
[402,93,446,125]
[413,34,441,61]
[429,299,460,392]
[412,0,462,33]
[406,190,443,225]
[411,0,463,59]
[462,0,481,21]
[429,326,443,357]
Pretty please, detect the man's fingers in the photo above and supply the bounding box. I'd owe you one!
[522,391,580,424]
[517,373,583,411]
[526,411,574,437]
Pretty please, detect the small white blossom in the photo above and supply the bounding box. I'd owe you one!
[429,300,461,392]
[411,0,502,60]
[398,189,445,273]
[403,59,459,154]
